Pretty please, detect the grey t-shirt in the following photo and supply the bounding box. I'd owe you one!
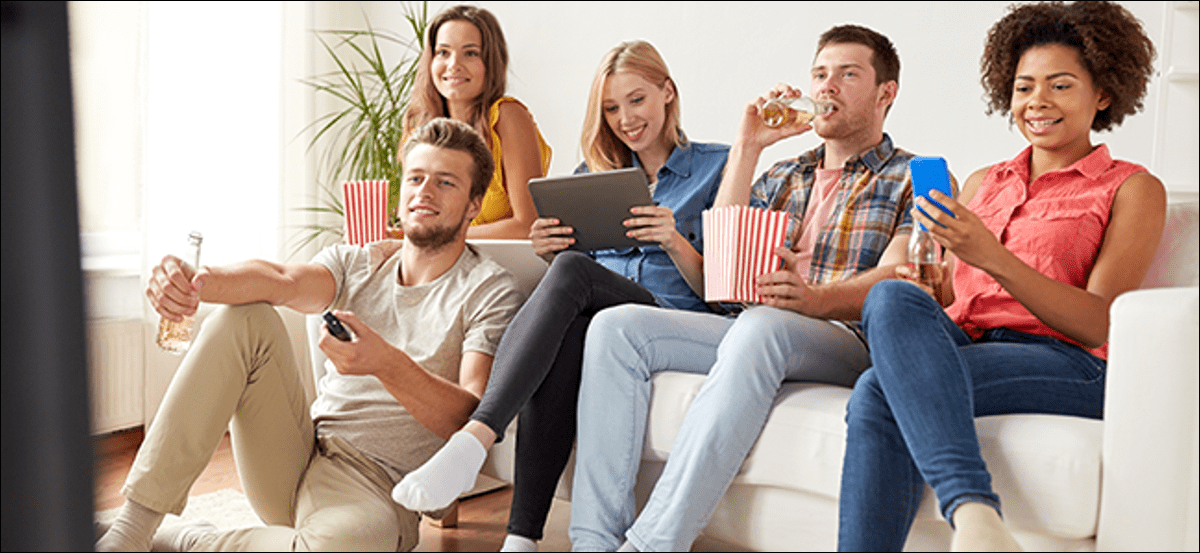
[309,240,522,481]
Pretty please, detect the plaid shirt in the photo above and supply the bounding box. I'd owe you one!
[750,133,916,285]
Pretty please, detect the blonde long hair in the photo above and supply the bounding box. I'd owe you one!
[403,5,509,148]
[581,41,686,173]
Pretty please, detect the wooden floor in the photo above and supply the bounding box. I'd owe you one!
[93,427,572,552]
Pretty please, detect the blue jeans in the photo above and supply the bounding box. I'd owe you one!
[837,280,1106,551]
[570,304,869,552]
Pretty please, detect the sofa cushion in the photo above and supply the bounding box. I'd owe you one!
[646,371,1104,540]
[1142,192,1199,289]
[646,375,852,498]
[914,414,1103,539]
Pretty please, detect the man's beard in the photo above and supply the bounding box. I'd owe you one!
[402,213,468,250]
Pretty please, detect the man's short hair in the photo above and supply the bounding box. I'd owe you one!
[401,118,494,200]
[817,24,900,86]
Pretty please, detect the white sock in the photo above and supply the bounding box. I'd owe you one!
[95,499,165,552]
[151,518,217,552]
[500,533,538,552]
[392,430,487,511]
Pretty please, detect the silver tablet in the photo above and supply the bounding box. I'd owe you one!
[528,167,655,252]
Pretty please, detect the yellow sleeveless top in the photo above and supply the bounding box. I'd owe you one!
[473,96,553,226]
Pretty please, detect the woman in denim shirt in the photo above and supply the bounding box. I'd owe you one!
[392,40,728,552]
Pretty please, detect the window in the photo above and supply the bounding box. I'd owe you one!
[71,1,312,320]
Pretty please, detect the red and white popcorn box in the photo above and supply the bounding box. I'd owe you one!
[343,180,389,246]
[703,205,790,303]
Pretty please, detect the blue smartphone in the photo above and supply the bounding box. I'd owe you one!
[909,156,955,229]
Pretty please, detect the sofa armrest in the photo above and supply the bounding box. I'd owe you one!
[1097,286,1199,551]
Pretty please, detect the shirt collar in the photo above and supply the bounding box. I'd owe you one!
[1073,144,1113,180]
[632,142,692,179]
[796,133,897,174]
[1000,143,1114,182]
[858,133,896,173]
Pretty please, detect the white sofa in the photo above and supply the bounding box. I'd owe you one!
[309,194,1196,550]
[481,192,1199,551]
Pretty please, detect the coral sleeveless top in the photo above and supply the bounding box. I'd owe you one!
[472,97,553,226]
[945,145,1146,359]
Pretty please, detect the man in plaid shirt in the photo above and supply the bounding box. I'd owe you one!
[570,24,936,552]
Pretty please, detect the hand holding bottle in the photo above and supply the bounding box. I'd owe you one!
[906,226,945,292]
[150,231,203,354]
[736,85,827,152]
[903,158,954,295]
[761,90,831,129]
[915,190,1008,274]
[147,256,200,320]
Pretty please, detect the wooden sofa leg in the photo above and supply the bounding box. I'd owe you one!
[426,500,459,528]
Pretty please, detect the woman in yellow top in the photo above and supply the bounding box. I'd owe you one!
[402,4,551,240]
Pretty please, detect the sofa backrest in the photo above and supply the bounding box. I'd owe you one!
[1141,192,1199,290]
[467,239,548,299]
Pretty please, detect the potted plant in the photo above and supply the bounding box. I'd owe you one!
[294,2,428,254]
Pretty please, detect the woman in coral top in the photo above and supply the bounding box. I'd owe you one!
[402,4,551,239]
[837,2,1166,551]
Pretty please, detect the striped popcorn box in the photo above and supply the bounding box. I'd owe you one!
[703,205,790,303]
[343,180,389,245]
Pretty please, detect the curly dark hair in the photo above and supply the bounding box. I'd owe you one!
[980,1,1156,132]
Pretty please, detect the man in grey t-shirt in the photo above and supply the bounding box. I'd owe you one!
[96,118,523,552]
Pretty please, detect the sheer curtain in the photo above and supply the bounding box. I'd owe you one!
[75,0,315,317]
[72,0,314,429]
[143,1,287,276]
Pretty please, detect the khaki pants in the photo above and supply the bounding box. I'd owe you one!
[124,303,419,551]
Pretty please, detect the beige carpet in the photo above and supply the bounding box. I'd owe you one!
[97,488,262,532]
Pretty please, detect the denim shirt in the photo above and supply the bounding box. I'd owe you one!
[575,141,730,312]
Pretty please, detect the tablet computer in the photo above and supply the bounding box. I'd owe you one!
[528,167,655,252]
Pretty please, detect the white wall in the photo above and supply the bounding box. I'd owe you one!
[353,1,1192,193]
[72,0,1194,432]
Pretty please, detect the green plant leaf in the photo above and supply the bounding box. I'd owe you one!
[292,1,427,258]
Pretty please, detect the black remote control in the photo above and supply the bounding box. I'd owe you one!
[322,311,352,341]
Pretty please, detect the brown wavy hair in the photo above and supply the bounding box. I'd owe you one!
[980,0,1156,132]
[403,5,509,148]
[581,40,686,173]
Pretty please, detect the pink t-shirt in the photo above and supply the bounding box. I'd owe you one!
[945,144,1145,359]
[790,166,843,276]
